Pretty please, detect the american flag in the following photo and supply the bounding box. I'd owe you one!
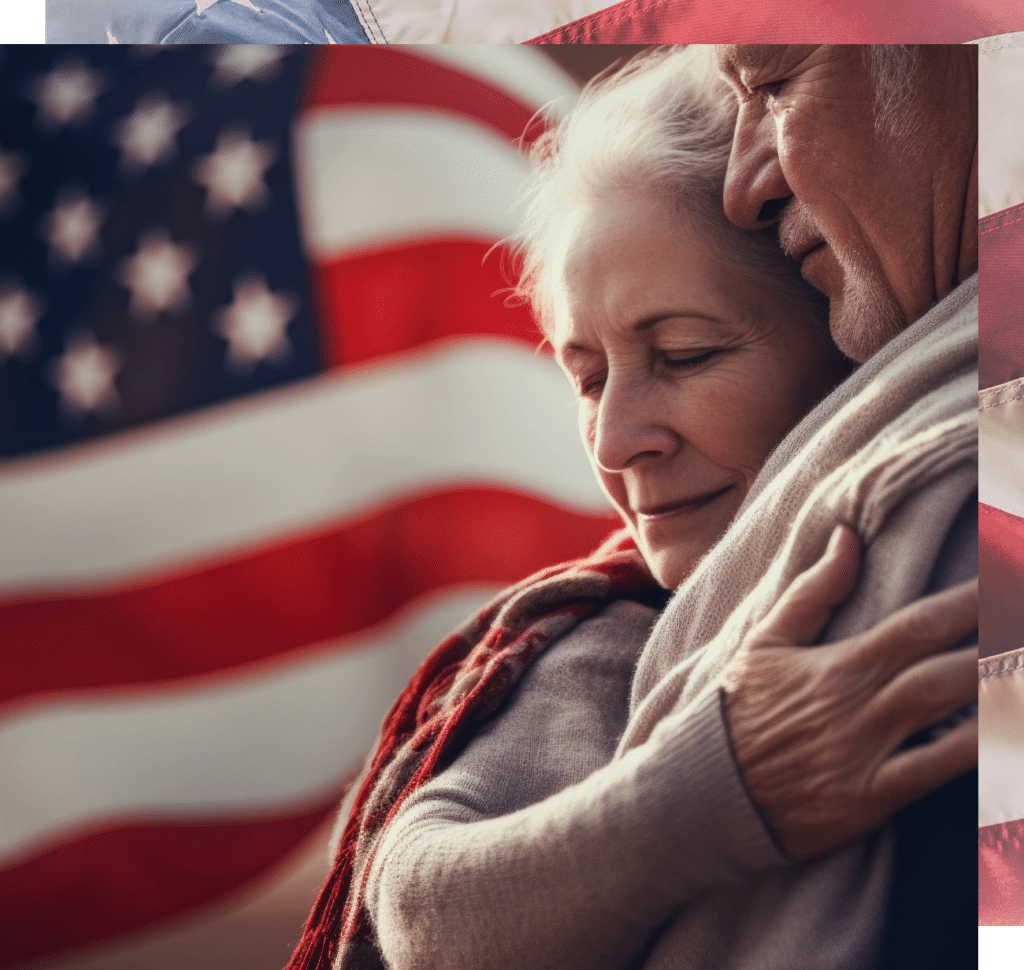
[978,32,1024,936]
[308,0,1024,45]
[526,0,1024,44]
[0,45,621,968]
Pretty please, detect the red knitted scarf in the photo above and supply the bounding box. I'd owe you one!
[285,528,664,969]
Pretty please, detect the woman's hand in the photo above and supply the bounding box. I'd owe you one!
[720,524,977,862]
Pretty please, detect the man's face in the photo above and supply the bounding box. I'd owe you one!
[715,45,976,362]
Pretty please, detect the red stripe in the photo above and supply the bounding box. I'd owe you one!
[0,801,337,965]
[312,241,539,368]
[980,818,1024,925]
[300,47,545,147]
[980,203,1024,389]
[0,488,617,709]
[527,0,1019,43]
[980,503,1024,659]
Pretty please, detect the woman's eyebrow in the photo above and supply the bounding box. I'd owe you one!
[555,342,600,366]
[634,311,723,332]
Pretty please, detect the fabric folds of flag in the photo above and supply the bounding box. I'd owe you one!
[525,0,1024,44]
[0,45,620,966]
[316,0,1024,46]
[978,33,1024,927]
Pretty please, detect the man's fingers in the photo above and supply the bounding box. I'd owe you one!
[748,524,861,649]
[852,578,977,679]
[872,715,978,815]
[867,644,977,743]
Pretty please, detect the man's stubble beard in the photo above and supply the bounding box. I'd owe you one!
[779,200,906,363]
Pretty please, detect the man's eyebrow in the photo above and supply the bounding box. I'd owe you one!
[717,45,778,84]
[715,47,742,85]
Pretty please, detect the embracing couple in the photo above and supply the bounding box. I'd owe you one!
[290,44,978,970]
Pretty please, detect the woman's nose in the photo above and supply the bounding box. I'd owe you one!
[590,376,676,473]
[722,102,794,230]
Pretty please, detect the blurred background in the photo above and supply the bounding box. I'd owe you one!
[0,44,644,970]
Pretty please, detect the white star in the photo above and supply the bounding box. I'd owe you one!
[42,189,106,266]
[216,276,295,371]
[111,94,190,173]
[51,332,121,418]
[28,60,106,132]
[0,283,43,358]
[193,128,275,216]
[210,46,280,84]
[118,231,196,320]
[0,150,28,218]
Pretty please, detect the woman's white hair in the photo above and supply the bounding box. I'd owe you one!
[510,45,827,333]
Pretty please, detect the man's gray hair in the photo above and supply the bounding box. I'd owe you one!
[510,46,826,333]
[863,45,922,137]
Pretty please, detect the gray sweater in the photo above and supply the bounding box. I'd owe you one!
[368,599,799,970]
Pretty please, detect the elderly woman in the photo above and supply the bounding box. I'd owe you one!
[287,47,976,970]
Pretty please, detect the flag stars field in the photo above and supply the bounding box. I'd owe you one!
[194,129,277,216]
[112,94,191,173]
[0,150,28,217]
[0,283,42,359]
[42,189,106,266]
[216,275,296,371]
[118,230,197,320]
[27,60,106,132]
[50,331,121,418]
[211,46,284,86]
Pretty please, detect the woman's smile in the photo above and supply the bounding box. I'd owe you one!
[634,485,736,522]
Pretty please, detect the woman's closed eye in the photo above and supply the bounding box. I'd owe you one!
[572,350,719,399]
[661,349,719,371]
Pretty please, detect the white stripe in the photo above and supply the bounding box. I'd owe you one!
[980,660,1024,828]
[294,108,529,261]
[412,46,578,120]
[979,38,1024,219]
[0,339,608,594]
[0,585,501,863]
[979,382,1024,518]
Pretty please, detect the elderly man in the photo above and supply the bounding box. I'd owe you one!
[641,42,979,968]
[717,44,977,362]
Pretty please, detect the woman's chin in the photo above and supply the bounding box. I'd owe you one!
[644,549,697,591]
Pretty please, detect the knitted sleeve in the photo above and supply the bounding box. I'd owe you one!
[366,599,784,970]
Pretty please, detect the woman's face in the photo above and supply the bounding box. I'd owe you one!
[549,194,851,589]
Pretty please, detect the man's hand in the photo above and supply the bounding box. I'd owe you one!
[721,524,978,862]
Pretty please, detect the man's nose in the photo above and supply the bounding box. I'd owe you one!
[722,102,793,230]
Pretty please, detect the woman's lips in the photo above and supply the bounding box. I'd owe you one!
[634,486,734,521]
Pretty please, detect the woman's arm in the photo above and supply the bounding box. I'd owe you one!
[368,599,784,970]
